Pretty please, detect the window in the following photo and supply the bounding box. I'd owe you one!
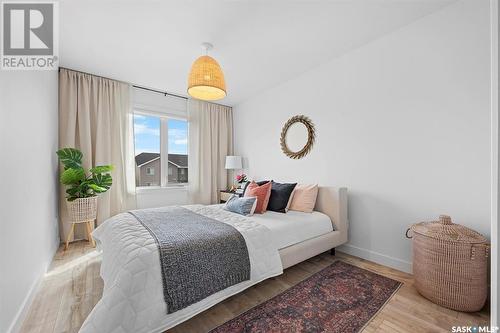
[134,113,188,187]
[134,114,160,187]
[168,119,188,184]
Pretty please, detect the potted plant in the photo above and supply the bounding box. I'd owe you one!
[57,148,114,248]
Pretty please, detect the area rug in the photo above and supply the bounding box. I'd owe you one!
[210,260,402,333]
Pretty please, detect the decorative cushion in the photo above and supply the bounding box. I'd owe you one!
[244,181,272,213]
[267,181,297,213]
[242,180,270,196]
[289,184,319,213]
[223,195,257,216]
[285,188,296,212]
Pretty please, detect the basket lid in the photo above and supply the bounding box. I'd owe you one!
[411,215,488,244]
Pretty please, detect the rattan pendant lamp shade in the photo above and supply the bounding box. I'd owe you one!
[187,42,226,101]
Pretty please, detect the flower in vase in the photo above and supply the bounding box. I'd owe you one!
[235,173,247,184]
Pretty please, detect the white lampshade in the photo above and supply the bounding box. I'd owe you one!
[225,156,242,170]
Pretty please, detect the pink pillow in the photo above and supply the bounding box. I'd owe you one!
[289,184,319,213]
[285,189,296,212]
[244,181,272,213]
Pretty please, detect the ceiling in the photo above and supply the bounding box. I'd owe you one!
[59,0,455,106]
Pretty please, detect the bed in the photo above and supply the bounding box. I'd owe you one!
[79,186,348,333]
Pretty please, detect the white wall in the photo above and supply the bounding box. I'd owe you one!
[132,87,189,208]
[0,71,59,333]
[491,0,499,327]
[234,0,491,272]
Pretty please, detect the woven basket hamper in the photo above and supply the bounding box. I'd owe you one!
[67,196,98,223]
[407,215,489,312]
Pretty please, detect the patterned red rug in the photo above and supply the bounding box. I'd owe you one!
[210,260,402,333]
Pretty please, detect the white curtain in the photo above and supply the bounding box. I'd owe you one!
[188,99,233,204]
[59,68,136,241]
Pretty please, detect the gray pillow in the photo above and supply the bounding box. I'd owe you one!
[223,195,257,216]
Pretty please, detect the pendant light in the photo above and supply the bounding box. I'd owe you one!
[187,42,226,101]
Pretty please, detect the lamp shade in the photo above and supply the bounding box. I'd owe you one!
[187,55,226,101]
[225,156,242,170]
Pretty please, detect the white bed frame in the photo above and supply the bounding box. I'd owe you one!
[279,187,348,269]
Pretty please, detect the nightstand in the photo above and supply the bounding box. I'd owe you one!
[219,190,243,203]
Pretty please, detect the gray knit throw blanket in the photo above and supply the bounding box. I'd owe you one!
[128,206,250,313]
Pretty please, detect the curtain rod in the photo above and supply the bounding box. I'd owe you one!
[133,84,232,108]
[58,66,129,84]
[132,84,187,100]
[58,66,231,108]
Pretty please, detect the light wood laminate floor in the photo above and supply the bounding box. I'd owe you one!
[20,241,489,333]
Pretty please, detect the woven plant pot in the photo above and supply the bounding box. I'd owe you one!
[67,196,98,223]
[407,215,489,312]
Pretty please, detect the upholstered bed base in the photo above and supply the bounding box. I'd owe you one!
[279,230,344,269]
[279,186,348,269]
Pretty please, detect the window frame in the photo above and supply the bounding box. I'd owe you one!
[134,107,188,189]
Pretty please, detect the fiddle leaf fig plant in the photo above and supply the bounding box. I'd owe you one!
[57,148,114,201]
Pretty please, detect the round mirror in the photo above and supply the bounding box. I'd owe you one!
[280,115,315,159]
[285,122,309,152]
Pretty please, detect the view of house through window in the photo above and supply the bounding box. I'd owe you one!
[134,113,188,187]
[168,119,188,184]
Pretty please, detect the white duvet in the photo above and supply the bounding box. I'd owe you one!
[79,205,283,333]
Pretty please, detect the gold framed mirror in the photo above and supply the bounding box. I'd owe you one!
[280,115,315,159]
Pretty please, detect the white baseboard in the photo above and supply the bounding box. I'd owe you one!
[338,243,413,274]
[7,237,59,333]
[6,271,44,333]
